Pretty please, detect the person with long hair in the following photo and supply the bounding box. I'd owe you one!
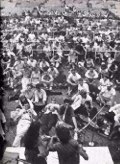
[49,123,88,164]
[24,121,49,164]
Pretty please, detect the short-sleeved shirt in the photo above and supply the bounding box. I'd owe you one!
[67,73,81,84]
[49,139,80,164]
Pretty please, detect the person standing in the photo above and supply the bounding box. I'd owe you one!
[48,123,88,164]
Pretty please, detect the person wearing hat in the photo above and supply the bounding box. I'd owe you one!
[67,69,81,95]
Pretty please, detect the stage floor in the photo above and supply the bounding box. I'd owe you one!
[4,146,114,164]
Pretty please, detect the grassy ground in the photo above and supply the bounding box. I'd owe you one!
[1,0,120,163]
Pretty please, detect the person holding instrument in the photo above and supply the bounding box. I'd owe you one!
[48,123,88,164]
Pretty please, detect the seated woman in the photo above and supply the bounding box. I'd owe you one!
[24,121,48,164]
[31,68,41,87]
[41,69,54,90]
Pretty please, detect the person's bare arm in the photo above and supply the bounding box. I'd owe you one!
[79,145,89,160]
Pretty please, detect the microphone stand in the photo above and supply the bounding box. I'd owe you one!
[89,115,98,146]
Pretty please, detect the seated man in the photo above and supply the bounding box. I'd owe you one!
[72,90,93,112]
[67,69,81,95]
[41,98,60,135]
[85,67,98,83]
[50,53,61,68]
[39,58,50,72]
[33,84,47,113]
[24,83,35,101]
[109,118,120,140]
[78,78,89,93]
[41,69,54,90]
[105,103,120,124]
[99,75,112,93]
[98,85,116,106]
[21,74,30,93]
[48,64,59,80]
[30,68,41,87]
[27,56,37,68]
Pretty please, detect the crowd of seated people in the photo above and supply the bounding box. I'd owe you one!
[1,4,120,163]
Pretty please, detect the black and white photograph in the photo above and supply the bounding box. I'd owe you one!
[0,0,120,163]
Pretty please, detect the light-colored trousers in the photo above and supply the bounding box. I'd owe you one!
[12,119,31,147]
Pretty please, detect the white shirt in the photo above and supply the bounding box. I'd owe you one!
[109,104,120,115]
[27,59,37,67]
[67,72,81,84]
[45,103,60,114]
[85,70,98,79]
[102,88,116,98]
[81,94,92,106]
[34,89,47,103]
[78,82,89,93]
[71,94,82,110]
[21,77,30,92]
[28,33,35,41]
[99,78,112,92]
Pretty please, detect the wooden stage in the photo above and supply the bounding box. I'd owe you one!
[4,146,114,164]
